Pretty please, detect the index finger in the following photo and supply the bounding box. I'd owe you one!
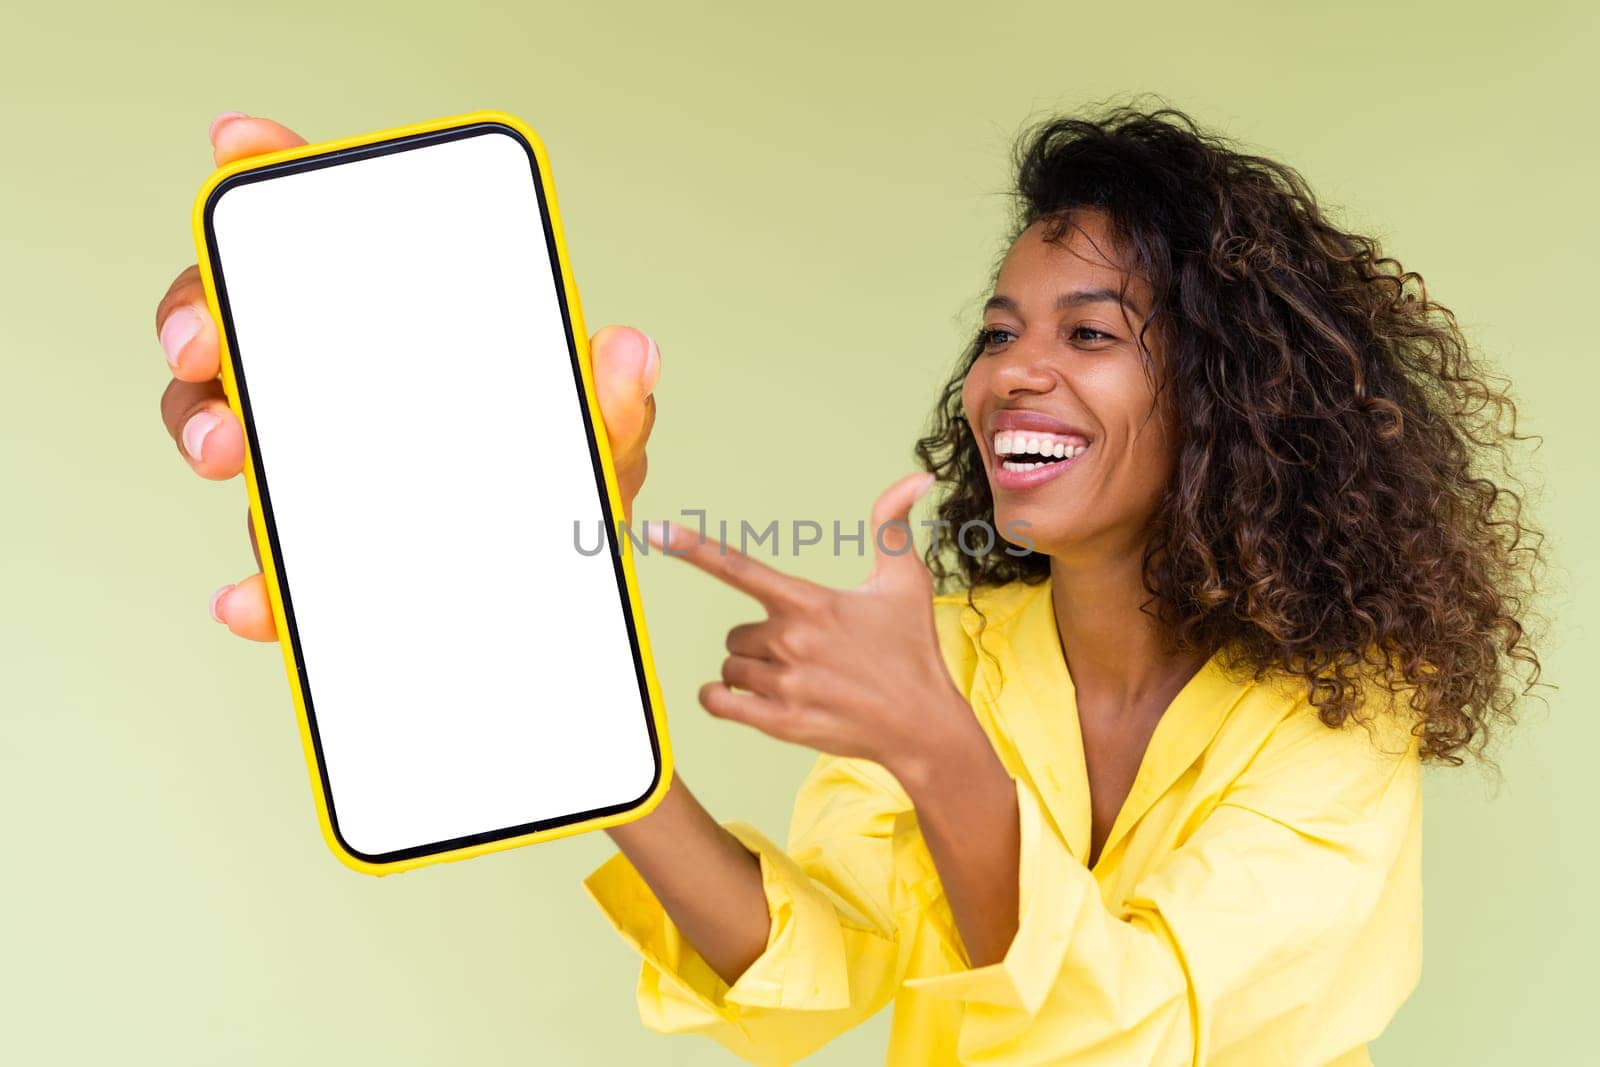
[647,520,823,610]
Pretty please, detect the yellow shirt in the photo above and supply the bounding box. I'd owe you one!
[583,578,1423,1066]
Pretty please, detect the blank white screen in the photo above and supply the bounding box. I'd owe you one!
[208,127,659,859]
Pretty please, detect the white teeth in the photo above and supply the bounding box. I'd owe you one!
[992,429,1091,463]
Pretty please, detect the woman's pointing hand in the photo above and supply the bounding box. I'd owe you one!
[646,472,981,781]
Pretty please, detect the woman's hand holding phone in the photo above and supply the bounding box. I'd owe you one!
[154,114,773,985]
[154,113,661,642]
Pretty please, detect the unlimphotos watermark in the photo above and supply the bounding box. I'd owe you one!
[572,510,1036,559]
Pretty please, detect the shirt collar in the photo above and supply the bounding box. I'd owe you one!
[956,579,1255,869]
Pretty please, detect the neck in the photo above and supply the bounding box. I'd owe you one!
[1047,549,1208,719]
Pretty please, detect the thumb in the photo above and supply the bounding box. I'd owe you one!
[209,113,308,167]
[863,471,937,591]
[591,326,658,467]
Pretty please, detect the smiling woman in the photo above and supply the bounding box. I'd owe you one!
[578,103,1546,1067]
[918,106,1542,769]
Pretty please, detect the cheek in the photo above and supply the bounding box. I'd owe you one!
[1105,381,1174,492]
[1123,415,1178,506]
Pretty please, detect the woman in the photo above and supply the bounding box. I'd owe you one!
[157,105,1542,1066]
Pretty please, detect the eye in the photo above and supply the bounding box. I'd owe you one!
[977,327,1015,350]
[1071,326,1114,343]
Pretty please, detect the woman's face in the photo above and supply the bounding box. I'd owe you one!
[961,210,1176,562]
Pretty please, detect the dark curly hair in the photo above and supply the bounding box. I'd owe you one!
[914,101,1547,768]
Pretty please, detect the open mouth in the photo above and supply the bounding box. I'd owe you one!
[993,430,1091,472]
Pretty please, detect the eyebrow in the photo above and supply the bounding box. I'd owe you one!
[983,288,1141,316]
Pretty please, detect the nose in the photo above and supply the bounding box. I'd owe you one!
[987,335,1057,397]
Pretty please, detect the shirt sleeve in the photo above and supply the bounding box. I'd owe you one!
[900,702,1425,1066]
[581,752,915,1067]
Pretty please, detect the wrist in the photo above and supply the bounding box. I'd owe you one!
[888,689,1007,808]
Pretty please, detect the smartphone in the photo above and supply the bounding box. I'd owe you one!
[190,110,671,875]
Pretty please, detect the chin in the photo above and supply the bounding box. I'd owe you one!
[990,507,1073,559]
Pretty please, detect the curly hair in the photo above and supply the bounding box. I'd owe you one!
[914,101,1546,768]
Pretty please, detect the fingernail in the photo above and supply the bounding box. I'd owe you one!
[646,520,667,549]
[161,307,202,370]
[183,410,222,462]
[209,583,235,623]
[209,110,248,140]
[641,334,661,395]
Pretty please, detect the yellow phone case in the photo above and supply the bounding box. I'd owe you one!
[190,109,674,876]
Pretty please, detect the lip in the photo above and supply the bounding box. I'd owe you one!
[986,408,1094,492]
[988,409,1094,439]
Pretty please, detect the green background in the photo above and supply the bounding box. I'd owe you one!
[2,1,1593,1062]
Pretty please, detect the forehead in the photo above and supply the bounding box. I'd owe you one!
[996,212,1149,303]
